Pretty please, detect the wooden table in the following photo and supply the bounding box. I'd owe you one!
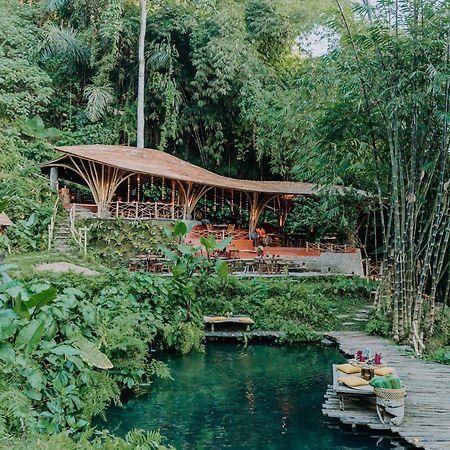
[227,249,240,259]
[332,364,375,411]
[204,315,255,332]
[332,363,400,419]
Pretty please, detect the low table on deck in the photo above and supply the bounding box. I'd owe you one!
[204,315,255,332]
[332,363,403,425]
[332,364,375,410]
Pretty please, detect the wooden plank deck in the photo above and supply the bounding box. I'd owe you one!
[205,330,286,339]
[323,331,450,449]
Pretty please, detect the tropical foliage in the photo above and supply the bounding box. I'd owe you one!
[1,0,450,446]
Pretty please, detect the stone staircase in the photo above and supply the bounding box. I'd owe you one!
[72,205,96,219]
[334,305,375,329]
[51,217,71,253]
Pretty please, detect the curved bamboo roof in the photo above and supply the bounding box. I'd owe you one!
[47,145,363,197]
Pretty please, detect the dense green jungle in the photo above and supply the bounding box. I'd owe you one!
[0,0,449,448]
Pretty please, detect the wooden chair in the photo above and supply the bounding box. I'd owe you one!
[227,224,235,234]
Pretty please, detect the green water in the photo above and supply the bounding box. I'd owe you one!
[103,344,407,449]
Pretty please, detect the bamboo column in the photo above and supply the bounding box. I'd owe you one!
[66,156,131,217]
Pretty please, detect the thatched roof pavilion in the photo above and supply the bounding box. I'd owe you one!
[43,144,364,232]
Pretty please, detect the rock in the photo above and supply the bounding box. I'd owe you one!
[321,338,334,347]
[34,262,99,276]
[397,345,414,353]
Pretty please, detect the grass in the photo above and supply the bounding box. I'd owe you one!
[4,251,107,274]
[198,276,376,338]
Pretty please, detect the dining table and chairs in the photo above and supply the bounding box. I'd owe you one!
[128,252,170,273]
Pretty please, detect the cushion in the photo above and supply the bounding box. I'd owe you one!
[338,376,369,388]
[238,317,253,324]
[374,367,393,376]
[208,316,228,322]
[336,363,361,374]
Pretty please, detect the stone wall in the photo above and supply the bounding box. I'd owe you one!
[282,249,365,277]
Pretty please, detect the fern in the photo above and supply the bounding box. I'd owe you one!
[0,387,36,433]
[124,429,175,449]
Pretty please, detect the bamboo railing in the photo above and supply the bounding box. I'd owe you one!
[110,201,183,220]
[69,205,88,255]
[47,196,60,251]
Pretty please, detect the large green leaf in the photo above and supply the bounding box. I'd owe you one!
[19,115,63,140]
[177,243,196,255]
[0,199,8,213]
[0,343,15,362]
[216,236,233,251]
[173,220,187,237]
[158,245,176,260]
[50,345,80,357]
[74,337,113,369]
[0,311,18,341]
[0,321,18,341]
[15,319,46,354]
[214,260,229,278]
[200,235,215,250]
[26,287,57,313]
[13,294,30,320]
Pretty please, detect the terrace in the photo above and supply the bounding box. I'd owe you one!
[42,144,366,276]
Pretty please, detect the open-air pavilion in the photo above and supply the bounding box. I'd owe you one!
[42,144,365,275]
[43,145,322,231]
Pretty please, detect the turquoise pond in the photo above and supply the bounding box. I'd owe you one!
[101,344,409,449]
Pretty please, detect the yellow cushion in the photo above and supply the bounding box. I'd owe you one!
[209,316,227,321]
[374,367,394,376]
[238,317,253,324]
[338,376,369,388]
[336,363,361,374]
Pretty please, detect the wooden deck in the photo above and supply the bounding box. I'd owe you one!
[205,330,286,339]
[323,331,450,450]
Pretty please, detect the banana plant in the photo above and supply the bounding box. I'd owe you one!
[159,221,231,322]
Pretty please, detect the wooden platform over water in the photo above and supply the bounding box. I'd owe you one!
[205,330,286,339]
[323,331,450,449]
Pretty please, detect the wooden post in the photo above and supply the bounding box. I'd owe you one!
[135,201,138,218]
[49,167,58,191]
[83,228,87,256]
[137,175,141,202]
[116,201,119,217]
[155,202,158,219]
[171,179,175,219]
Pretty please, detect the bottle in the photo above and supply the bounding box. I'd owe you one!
[375,353,381,365]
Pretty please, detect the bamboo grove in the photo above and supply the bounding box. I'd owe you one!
[334,0,450,352]
[1,0,449,353]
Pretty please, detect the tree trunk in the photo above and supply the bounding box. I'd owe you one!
[137,0,147,148]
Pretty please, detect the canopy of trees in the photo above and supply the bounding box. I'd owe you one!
[0,0,449,351]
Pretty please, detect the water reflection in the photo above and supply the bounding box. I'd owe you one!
[101,344,411,450]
